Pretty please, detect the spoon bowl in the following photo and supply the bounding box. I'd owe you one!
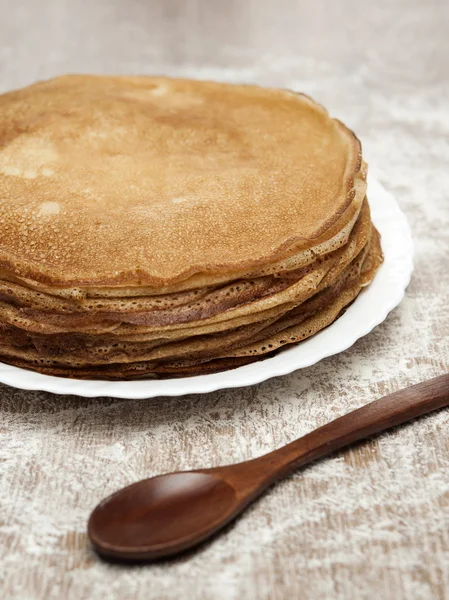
[88,472,238,560]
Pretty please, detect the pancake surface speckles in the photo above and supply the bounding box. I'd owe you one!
[0,75,383,380]
[0,75,364,287]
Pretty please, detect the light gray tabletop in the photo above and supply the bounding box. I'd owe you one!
[1,1,448,599]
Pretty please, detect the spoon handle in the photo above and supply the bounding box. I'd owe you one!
[247,374,449,484]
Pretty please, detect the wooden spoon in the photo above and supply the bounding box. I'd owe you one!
[88,374,449,561]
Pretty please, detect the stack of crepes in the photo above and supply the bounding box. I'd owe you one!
[0,75,383,379]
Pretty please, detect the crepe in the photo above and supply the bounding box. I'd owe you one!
[0,75,383,380]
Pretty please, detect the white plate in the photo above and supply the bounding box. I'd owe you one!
[0,177,413,399]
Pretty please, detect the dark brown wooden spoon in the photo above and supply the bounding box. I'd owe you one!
[88,374,449,561]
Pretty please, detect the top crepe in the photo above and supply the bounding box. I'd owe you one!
[0,75,365,289]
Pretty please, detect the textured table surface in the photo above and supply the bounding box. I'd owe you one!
[1,1,448,599]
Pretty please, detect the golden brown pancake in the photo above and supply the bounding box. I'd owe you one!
[0,76,383,380]
[0,75,365,289]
